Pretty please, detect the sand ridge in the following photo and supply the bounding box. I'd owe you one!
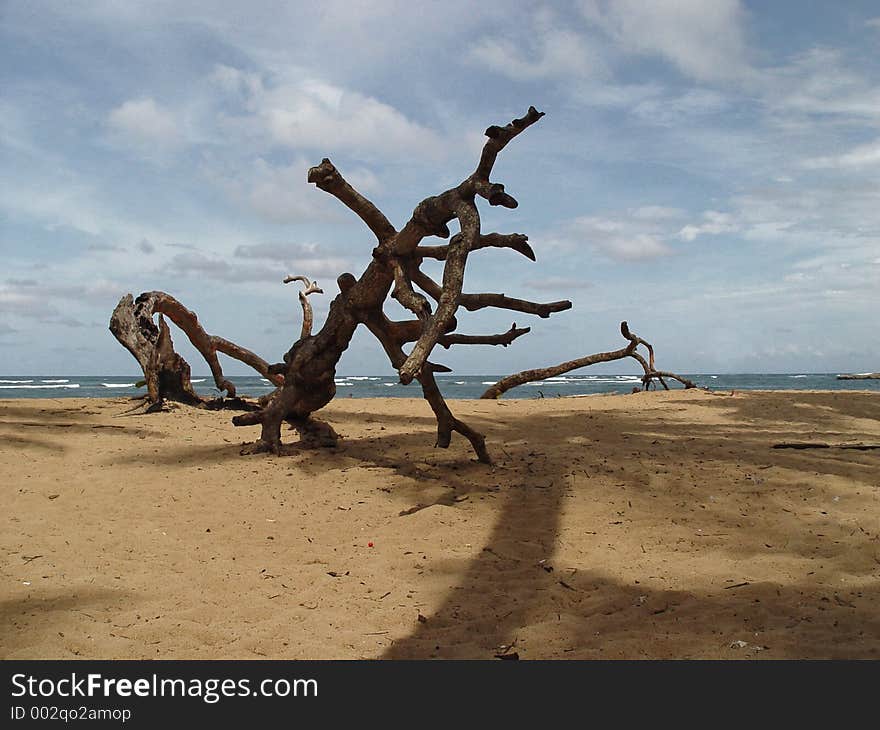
[1,389,879,659]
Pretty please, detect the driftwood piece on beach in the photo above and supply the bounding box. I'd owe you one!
[480,321,696,399]
[109,107,697,462]
[227,106,569,462]
[772,442,880,450]
[109,291,283,407]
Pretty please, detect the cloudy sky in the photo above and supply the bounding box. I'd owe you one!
[2,1,879,376]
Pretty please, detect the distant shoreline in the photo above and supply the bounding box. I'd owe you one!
[2,373,880,399]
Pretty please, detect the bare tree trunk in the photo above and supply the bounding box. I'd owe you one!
[114,109,684,462]
[231,106,570,462]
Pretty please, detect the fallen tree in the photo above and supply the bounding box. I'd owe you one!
[109,291,284,410]
[111,106,576,461]
[480,321,696,399]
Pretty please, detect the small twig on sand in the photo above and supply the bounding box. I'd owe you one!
[772,442,880,450]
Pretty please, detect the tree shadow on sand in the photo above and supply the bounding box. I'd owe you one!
[379,391,880,658]
[0,587,134,658]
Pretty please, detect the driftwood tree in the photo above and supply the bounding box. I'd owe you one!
[480,321,696,399]
[109,291,283,410]
[111,106,574,462]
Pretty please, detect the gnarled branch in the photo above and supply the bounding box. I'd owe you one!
[416,232,536,262]
[398,200,477,384]
[438,323,530,349]
[460,292,572,318]
[110,292,283,404]
[472,106,545,204]
[284,275,324,339]
[307,158,396,243]
[120,106,607,463]
[363,312,490,462]
[389,107,545,256]
[481,321,695,399]
[390,260,432,323]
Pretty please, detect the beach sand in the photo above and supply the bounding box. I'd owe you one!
[1,389,878,659]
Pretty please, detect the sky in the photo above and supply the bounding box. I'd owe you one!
[2,0,879,376]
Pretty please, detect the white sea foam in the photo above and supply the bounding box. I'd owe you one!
[41,379,69,383]
[191,378,206,383]
[101,383,136,388]
[790,375,809,378]
[0,379,33,383]
[384,383,395,387]
[454,381,465,385]
[0,383,80,389]
[481,381,495,385]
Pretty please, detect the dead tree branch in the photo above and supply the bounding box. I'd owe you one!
[481,321,695,399]
[438,324,531,349]
[284,275,324,339]
[416,232,536,262]
[112,107,596,461]
[227,105,562,459]
[109,291,283,405]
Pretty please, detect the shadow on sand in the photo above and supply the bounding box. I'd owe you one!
[375,391,880,658]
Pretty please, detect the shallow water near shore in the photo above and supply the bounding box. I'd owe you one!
[1,372,878,399]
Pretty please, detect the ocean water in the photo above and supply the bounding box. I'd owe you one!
[0,373,878,399]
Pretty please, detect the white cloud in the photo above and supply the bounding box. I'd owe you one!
[803,138,880,169]
[0,278,125,327]
[163,251,349,283]
[202,144,386,226]
[203,156,338,225]
[162,253,277,283]
[0,288,58,318]
[525,277,593,291]
[763,48,880,123]
[214,67,444,161]
[107,98,179,145]
[470,9,605,81]
[564,215,673,260]
[631,88,730,126]
[579,0,751,82]
[234,242,320,260]
[631,206,686,220]
[678,211,739,241]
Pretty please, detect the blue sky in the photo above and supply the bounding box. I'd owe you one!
[2,1,879,376]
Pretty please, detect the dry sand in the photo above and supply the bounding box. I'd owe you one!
[1,389,879,659]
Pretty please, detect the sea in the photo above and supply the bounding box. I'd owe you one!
[0,373,878,399]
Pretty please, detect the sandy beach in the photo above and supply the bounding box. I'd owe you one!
[1,389,878,659]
